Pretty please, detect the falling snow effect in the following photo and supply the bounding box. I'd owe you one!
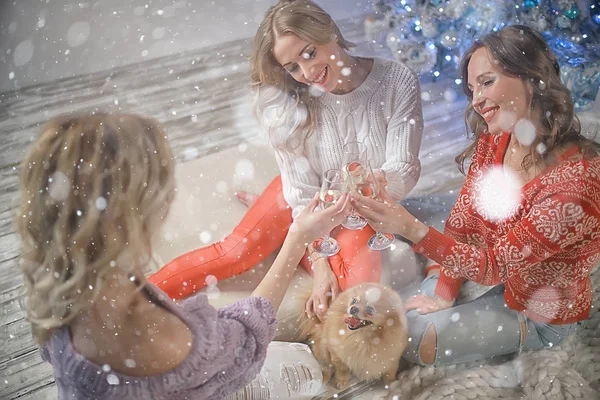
[309,85,324,97]
[473,167,522,222]
[48,172,71,202]
[95,197,107,211]
[199,231,212,244]
[2,1,599,399]
[66,22,91,48]
[184,147,199,161]
[514,118,536,146]
[215,181,228,193]
[496,110,518,132]
[13,40,34,67]
[234,159,255,182]
[106,374,120,385]
[537,142,547,155]
[133,6,146,16]
[443,88,457,102]
[204,275,220,299]
[37,15,46,29]
[152,27,166,40]
[365,287,382,303]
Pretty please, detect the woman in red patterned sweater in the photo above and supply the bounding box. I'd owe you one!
[352,25,600,366]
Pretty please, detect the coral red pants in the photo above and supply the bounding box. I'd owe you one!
[149,176,381,300]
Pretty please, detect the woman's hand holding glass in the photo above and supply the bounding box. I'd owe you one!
[311,169,350,257]
[349,184,429,246]
[292,186,351,247]
[346,161,396,250]
[341,141,369,230]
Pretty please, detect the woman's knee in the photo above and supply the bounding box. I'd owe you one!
[403,312,439,366]
[420,324,437,364]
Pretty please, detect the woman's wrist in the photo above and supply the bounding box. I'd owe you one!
[284,227,310,248]
[311,256,330,273]
[396,218,429,244]
[410,220,430,244]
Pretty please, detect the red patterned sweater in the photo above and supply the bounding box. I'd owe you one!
[414,131,600,324]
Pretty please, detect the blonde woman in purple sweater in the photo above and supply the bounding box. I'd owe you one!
[16,112,350,400]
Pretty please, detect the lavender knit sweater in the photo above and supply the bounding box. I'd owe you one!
[40,283,276,399]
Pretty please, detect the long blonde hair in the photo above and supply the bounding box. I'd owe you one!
[16,112,175,343]
[250,0,354,151]
[456,25,599,174]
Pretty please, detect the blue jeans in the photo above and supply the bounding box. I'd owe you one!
[402,274,579,366]
[399,194,578,365]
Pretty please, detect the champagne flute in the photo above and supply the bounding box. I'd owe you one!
[341,141,369,230]
[313,169,347,257]
[355,161,395,251]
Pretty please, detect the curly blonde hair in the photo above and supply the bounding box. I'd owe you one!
[250,0,354,151]
[456,25,600,174]
[16,112,175,344]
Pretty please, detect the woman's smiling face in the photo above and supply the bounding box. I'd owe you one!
[272,33,346,93]
[467,47,532,135]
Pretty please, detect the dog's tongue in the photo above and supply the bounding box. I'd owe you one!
[344,316,361,329]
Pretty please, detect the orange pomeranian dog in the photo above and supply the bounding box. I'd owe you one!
[300,283,408,389]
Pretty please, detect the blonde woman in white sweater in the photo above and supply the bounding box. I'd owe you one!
[150,0,423,319]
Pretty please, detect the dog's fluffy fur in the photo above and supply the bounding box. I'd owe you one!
[300,283,408,389]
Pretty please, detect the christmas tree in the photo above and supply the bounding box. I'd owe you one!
[365,0,600,110]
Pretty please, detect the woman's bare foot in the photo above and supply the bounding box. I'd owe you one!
[234,191,259,208]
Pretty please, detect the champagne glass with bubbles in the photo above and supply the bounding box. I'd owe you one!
[313,169,347,257]
[341,141,369,230]
[353,161,395,251]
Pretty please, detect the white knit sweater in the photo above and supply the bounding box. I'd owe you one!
[269,57,423,218]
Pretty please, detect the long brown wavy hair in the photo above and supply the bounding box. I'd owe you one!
[456,25,599,174]
[16,112,175,343]
[250,0,354,151]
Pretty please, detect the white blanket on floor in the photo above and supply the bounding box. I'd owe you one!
[388,264,600,399]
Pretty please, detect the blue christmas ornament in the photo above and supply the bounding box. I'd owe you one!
[565,7,579,19]
[429,0,443,6]
[593,14,600,25]
[523,0,538,9]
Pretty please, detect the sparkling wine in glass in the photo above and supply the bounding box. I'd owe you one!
[341,141,368,230]
[358,162,395,251]
[313,169,346,257]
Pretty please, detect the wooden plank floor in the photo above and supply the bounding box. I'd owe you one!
[0,17,470,400]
